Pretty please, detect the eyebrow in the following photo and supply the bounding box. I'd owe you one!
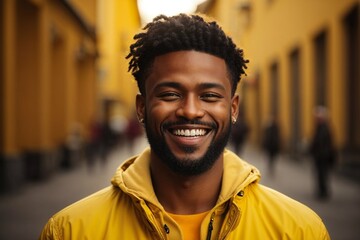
[154,81,226,91]
[199,82,226,91]
[154,81,182,90]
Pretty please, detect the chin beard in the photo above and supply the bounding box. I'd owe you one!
[144,118,232,176]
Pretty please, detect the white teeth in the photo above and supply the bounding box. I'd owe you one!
[173,129,206,137]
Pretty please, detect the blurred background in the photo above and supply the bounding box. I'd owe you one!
[1,0,359,239]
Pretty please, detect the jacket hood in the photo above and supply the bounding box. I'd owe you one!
[111,147,260,208]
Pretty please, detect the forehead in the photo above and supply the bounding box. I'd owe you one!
[145,51,230,92]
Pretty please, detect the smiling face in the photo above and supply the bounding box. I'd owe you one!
[136,51,239,176]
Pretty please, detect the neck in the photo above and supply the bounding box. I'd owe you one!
[150,154,223,215]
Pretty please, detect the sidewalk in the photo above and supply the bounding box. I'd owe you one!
[0,137,359,239]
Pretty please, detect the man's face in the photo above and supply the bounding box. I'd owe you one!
[136,51,239,176]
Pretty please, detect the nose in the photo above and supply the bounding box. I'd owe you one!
[175,94,205,120]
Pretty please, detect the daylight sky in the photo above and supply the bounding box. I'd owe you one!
[137,0,206,24]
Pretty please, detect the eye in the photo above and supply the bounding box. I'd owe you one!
[157,92,181,101]
[200,92,223,102]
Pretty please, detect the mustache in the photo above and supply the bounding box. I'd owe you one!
[162,119,217,130]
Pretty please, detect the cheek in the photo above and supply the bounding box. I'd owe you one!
[206,103,232,131]
[146,102,175,126]
[208,103,230,119]
[149,102,176,116]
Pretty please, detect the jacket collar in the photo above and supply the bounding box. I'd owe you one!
[111,147,260,208]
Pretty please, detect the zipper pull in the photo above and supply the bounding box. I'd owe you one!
[164,224,170,234]
[206,214,214,240]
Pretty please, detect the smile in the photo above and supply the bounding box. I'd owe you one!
[172,129,207,137]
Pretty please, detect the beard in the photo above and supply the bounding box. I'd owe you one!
[144,116,232,176]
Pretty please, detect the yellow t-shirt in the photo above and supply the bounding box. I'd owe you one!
[168,211,209,240]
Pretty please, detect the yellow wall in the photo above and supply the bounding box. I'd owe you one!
[1,0,98,154]
[97,0,141,118]
[70,0,97,23]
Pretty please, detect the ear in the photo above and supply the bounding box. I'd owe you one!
[231,94,240,122]
[136,94,145,122]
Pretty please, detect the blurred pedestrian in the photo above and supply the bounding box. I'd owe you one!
[125,113,143,154]
[62,122,84,169]
[99,118,114,165]
[309,106,336,200]
[85,118,103,172]
[262,116,281,176]
[230,113,249,156]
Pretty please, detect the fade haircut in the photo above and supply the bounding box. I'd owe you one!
[126,13,248,96]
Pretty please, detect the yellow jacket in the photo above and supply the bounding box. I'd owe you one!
[39,148,330,239]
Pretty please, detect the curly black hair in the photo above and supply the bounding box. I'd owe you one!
[126,13,248,95]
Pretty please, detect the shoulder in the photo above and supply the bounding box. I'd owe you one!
[239,183,330,238]
[39,186,134,239]
[247,184,322,222]
[55,186,123,216]
[251,184,318,216]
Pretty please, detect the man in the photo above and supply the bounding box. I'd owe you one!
[262,116,281,176]
[40,14,330,239]
[310,106,335,200]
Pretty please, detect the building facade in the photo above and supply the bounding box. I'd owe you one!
[96,0,141,123]
[1,0,98,193]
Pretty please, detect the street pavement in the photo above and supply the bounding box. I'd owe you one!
[0,136,359,240]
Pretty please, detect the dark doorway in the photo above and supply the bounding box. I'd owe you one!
[270,61,279,117]
[314,31,328,107]
[340,3,360,181]
[289,48,302,159]
[343,4,360,152]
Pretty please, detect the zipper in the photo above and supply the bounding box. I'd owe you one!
[206,213,215,240]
